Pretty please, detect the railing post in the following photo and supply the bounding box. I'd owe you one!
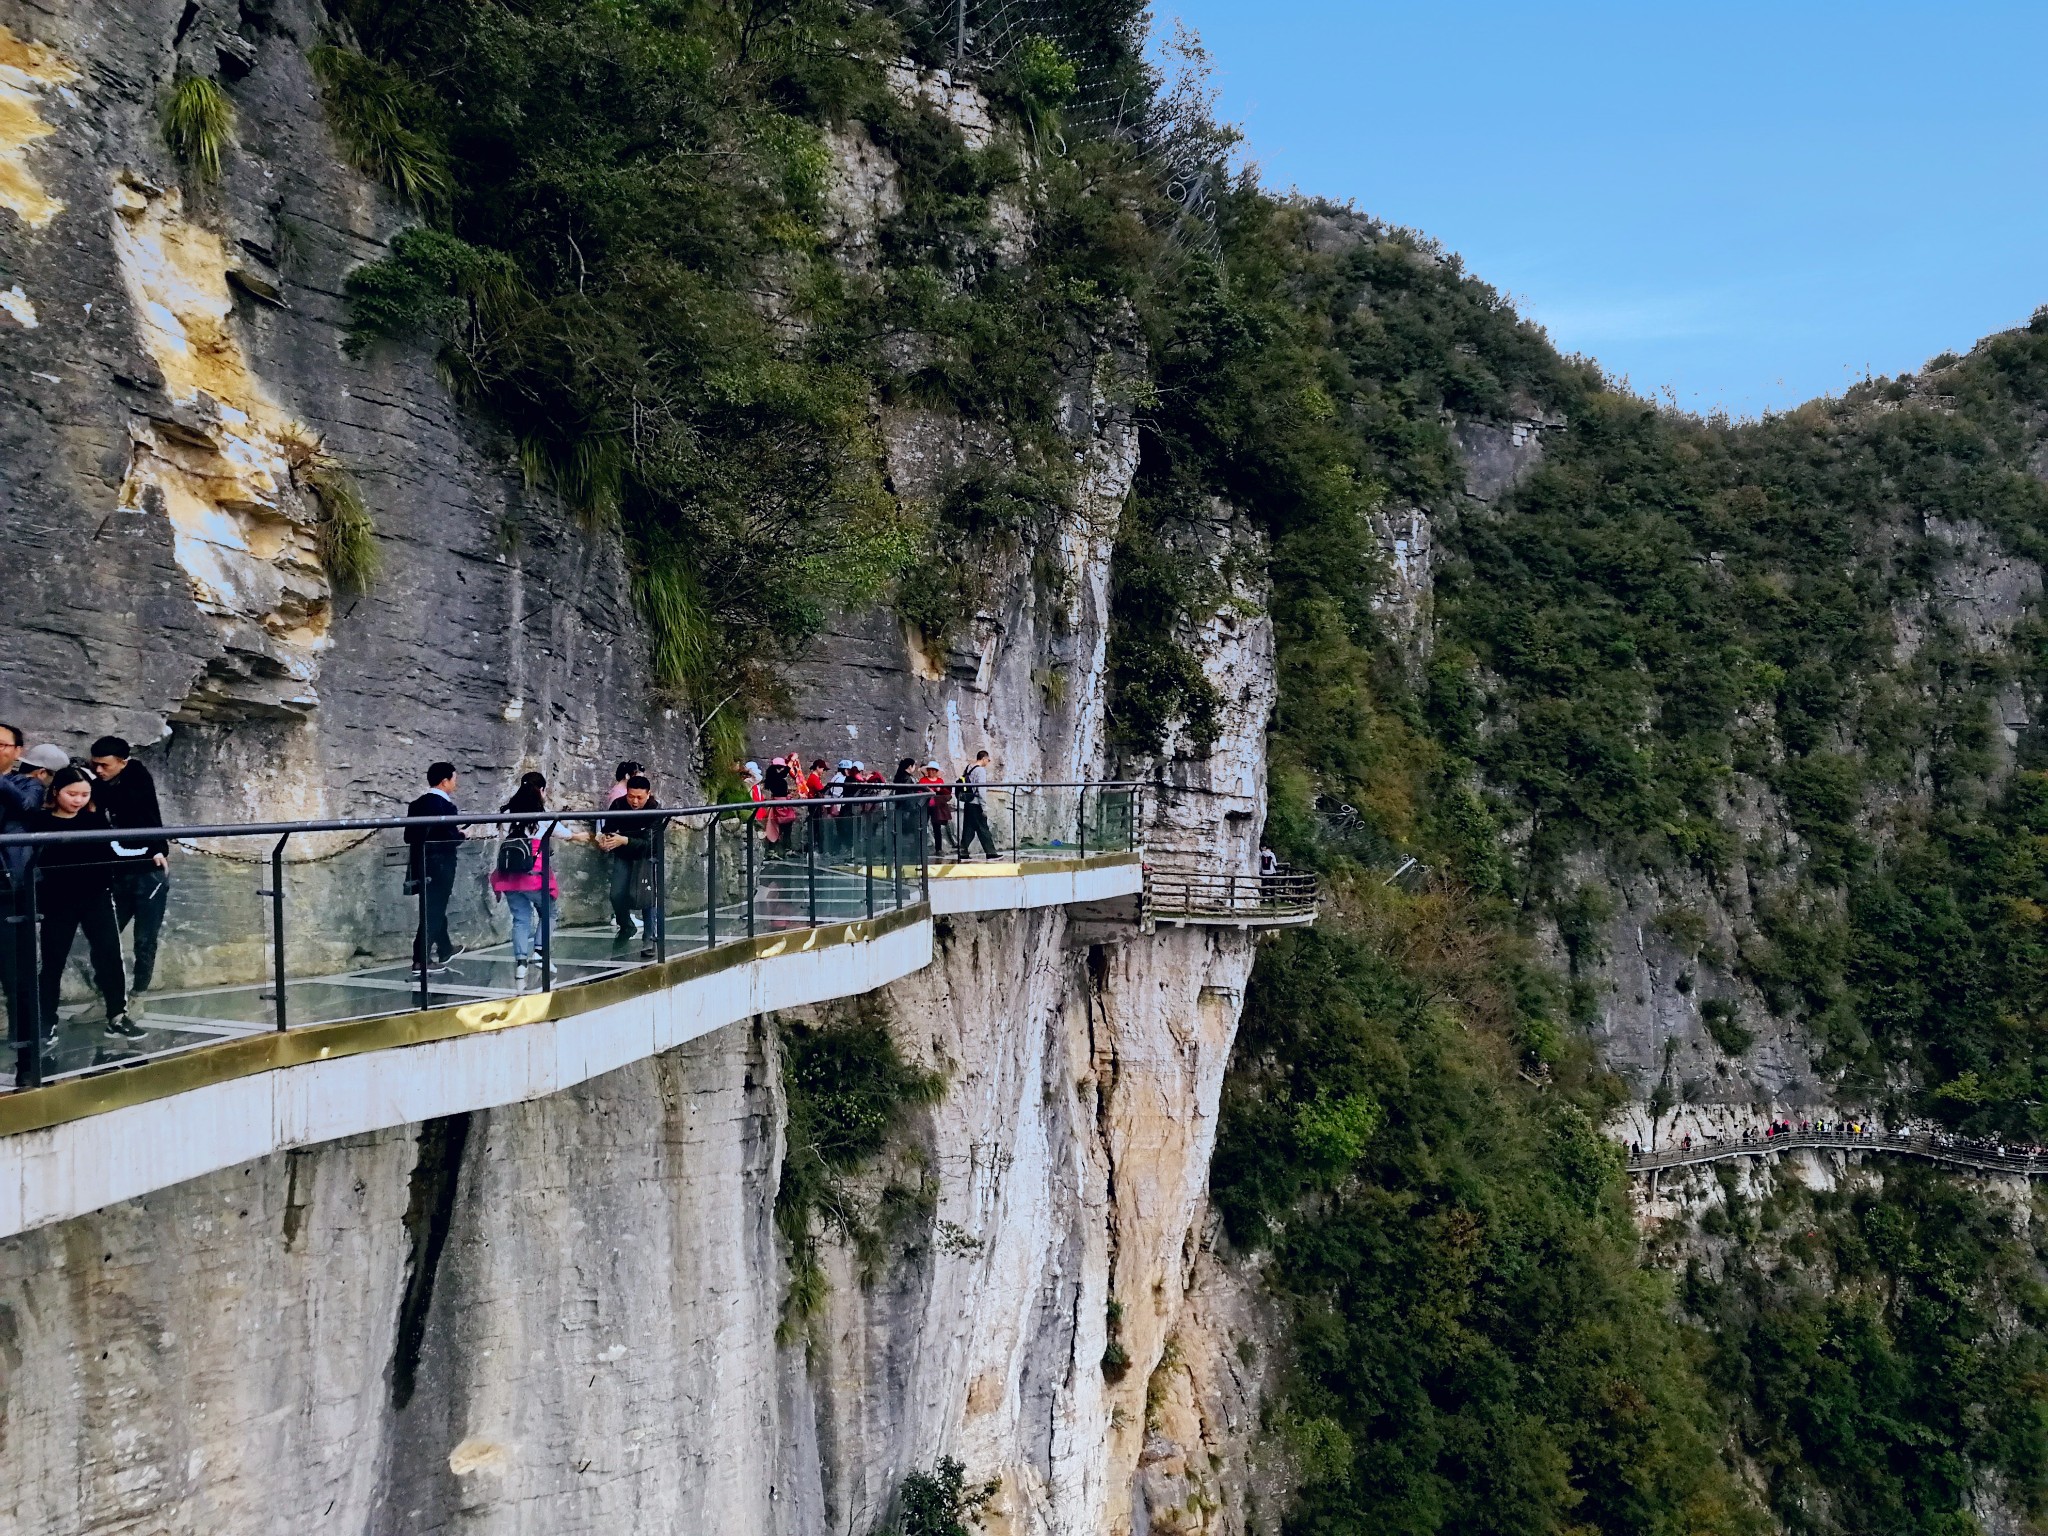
[706,814,719,949]
[414,840,431,1010]
[806,820,819,927]
[270,832,290,1032]
[653,813,668,963]
[890,796,904,910]
[1011,791,1019,860]
[539,826,554,984]
[1078,786,1088,859]
[746,814,758,939]
[918,797,930,903]
[863,809,875,920]
[11,871,42,1089]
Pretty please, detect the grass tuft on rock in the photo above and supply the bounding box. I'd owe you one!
[304,457,380,593]
[162,73,232,183]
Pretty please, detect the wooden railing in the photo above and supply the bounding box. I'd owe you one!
[1144,865,1318,925]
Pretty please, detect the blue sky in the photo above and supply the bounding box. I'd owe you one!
[1156,1,2048,417]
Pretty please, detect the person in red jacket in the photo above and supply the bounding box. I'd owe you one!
[918,761,954,856]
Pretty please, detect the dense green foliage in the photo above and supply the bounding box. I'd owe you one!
[1215,915,1759,1535]
[326,0,1154,754]
[1682,1168,2048,1533]
[886,1456,1000,1536]
[775,1001,943,1340]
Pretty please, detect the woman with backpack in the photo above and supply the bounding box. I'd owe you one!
[490,771,560,988]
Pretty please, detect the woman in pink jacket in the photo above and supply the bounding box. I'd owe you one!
[489,771,561,986]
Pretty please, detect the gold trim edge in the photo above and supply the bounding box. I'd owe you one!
[926,851,1141,880]
[0,903,930,1140]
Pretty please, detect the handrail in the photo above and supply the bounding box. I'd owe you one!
[0,792,930,848]
[1625,1129,2048,1178]
[0,782,1145,1093]
[1144,864,1319,920]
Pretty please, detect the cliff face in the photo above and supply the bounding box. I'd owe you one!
[0,0,685,818]
[0,541,1277,1536]
[0,15,1283,1533]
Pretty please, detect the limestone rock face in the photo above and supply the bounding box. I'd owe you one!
[0,0,685,819]
[0,9,1288,1533]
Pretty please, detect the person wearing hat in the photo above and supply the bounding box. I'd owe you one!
[918,761,955,856]
[0,728,61,1046]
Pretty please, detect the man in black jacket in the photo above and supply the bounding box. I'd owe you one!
[0,727,56,1048]
[405,762,467,969]
[89,736,170,1000]
[596,775,660,958]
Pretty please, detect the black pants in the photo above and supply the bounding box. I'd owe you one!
[40,891,127,1027]
[928,811,953,855]
[0,875,25,1042]
[412,854,457,964]
[111,863,169,992]
[961,804,997,859]
[609,856,653,937]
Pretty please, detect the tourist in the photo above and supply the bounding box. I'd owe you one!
[0,730,59,1042]
[33,765,138,1041]
[893,758,922,849]
[606,761,643,807]
[826,761,851,856]
[761,758,796,847]
[405,762,467,972]
[959,750,997,859]
[597,774,661,957]
[490,772,559,988]
[804,758,830,853]
[89,736,169,1001]
[920,761,953,855]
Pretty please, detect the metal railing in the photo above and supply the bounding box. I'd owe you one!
[921,781,1139,862]
[0,791,954,1092]
[1145,865,1319,923]
[1626,1128,2048,1179]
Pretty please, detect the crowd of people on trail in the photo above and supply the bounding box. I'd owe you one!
[0,724,168,1050]
[399,750,1001,991]
[1,721,1006,1053]
[735,750,998,860]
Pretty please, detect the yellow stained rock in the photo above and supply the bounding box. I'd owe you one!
[0,25,76,229]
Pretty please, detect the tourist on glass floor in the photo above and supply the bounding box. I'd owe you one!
[33,765,140,1043]
[958,750,997,860]
[597,774,661,958]
[919,761,954,855]
[405,761,467,972]
[89,736,169,1003]
[490,771,559,989]
[0,728,58,1044]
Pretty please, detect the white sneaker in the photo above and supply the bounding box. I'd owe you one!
[514,961,530,987]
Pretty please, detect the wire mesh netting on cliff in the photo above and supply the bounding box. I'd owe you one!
[869,0,1226,260]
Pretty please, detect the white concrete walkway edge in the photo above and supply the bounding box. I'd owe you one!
[0,855,1145,1238]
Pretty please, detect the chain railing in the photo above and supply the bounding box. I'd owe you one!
[1626,1128,2048,1179]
